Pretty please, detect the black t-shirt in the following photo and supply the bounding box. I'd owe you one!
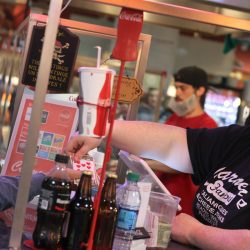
[187,125,250,229]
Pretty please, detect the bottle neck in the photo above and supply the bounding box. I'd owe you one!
[56,162,67,170]
[76,174,92,198]
[127,180,137,186]
[47,162,70,181]
[102,177,116,201]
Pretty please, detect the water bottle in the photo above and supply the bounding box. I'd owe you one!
[112,172,141,250]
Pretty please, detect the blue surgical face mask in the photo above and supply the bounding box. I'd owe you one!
[168,94,197,117]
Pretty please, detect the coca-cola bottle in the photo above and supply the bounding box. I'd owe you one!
[33,154,72,249]
[63,170,93,250]
[112,8,143,61]
[93,172,118,250]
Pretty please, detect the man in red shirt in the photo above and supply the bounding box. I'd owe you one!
[158,66,217,216]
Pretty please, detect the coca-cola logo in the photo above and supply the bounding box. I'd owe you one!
[25,212,37,223]
[59,110,71,121]
[120,11,143,23]
[11,160,23,173]
[69,95,77,102]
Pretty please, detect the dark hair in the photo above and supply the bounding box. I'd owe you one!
[174,66,208,89]
[245,114,250,126]
[196,86,207,108]
[175,66,208,107]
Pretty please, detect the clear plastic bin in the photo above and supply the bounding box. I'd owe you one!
[145,192,180,249]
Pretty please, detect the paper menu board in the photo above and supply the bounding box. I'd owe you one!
[1,87,78,176]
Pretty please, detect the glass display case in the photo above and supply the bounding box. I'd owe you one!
[204,87,242,126]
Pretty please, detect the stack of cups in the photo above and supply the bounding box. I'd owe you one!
[78,67,116,137]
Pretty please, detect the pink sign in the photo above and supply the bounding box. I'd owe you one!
[2,88,78,175]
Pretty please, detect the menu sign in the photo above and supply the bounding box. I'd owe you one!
[22,25,79,92]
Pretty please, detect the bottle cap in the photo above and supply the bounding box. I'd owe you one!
[55,154,70,164]
[83,170,93,176]
[82,154,93,161]
[127,172,140,182]
[106,172,118,179]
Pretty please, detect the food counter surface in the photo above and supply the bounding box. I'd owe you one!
[0,229,198,250]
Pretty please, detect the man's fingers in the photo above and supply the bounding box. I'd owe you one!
[74,144,91,161]
[65,136,103,160]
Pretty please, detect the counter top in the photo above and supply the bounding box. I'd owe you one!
[167,240,199,249]
[0,221,198,249]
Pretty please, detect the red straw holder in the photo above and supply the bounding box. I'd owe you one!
[87,7,143,250]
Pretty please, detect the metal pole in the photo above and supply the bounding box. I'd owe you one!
[8,0,63,248]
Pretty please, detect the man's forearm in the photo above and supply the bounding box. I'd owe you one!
[145,159,180,174]
[191,224,250,250]
[66,120,193,174]
[111,120,193,173]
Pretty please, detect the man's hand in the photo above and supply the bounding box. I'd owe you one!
[65,135,103,161]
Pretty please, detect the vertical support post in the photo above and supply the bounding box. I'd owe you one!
[153,71,167,122]
[8,0,63,248]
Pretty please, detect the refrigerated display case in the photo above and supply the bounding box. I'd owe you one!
[204,87,242,126]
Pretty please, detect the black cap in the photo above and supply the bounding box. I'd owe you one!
[55,154,69,164]
[174,66,208,89]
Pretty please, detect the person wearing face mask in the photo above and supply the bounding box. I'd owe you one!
[157,66,217,216]
[167,66,217,127]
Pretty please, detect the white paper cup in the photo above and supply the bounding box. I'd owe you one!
[78,67,116,137]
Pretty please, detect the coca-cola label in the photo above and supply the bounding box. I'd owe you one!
[112,8,144,61]
[119,11,143,22]
[39,188,70,212]
[39,189,54,210]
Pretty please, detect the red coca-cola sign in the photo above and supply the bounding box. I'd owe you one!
[112,8,143,62]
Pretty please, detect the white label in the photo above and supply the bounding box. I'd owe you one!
[40,199,49,210]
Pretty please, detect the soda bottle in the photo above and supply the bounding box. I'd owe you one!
[33,154,72,249]
[112,172,141,250]
[63,170,93,250]
[93,173,118,250]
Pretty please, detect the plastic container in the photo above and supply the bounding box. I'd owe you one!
[145,192,180,249]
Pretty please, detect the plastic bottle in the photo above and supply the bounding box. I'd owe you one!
[63,170,93,250]
[93,172,118,250]
[33,154,71,249]
[112,172,141,250]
